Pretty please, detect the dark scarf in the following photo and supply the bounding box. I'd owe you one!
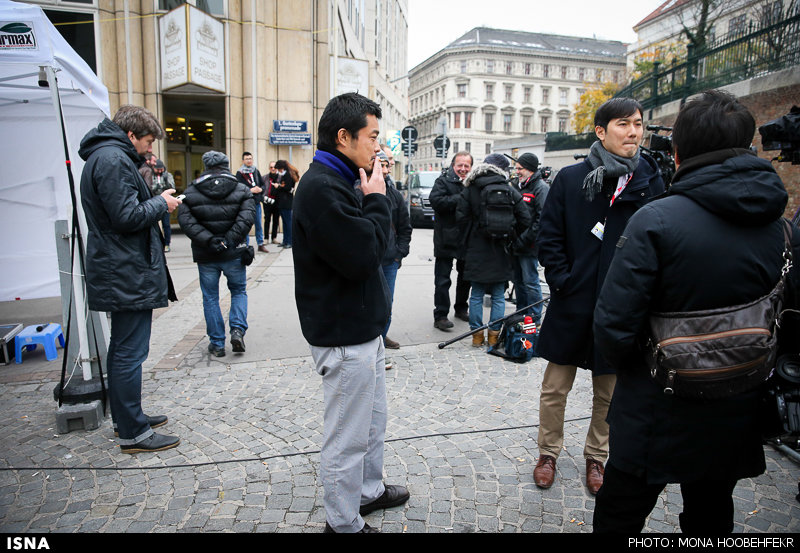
[581,140,640,201]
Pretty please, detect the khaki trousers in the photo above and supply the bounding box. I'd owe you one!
[537,361,616,462]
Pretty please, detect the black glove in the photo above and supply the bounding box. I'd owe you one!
[209,238,227,253]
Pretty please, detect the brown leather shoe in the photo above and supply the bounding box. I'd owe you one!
[258,245,269,253]
[585,459,605,495]
[533,455,556,489]
[471,330,485,347]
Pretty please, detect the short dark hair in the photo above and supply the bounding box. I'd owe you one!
[112,104,164,140]
[451,151,473,165]
[594,97,644,130]
[242,151,252,158]
[672,89,755,162]
[317,92,382,151]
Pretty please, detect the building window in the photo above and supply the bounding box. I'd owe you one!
[504,84,513,102]
[503,114,512,133]
[523,86,532,103]
[596,69,603,81]
[542,88,550,104]
[465,112,472,129]
[558,117,568,133]
[541,116,549,133]
[561,66,568,79]
[487,59,495,73]
[525,63,531,75]
[485,143,492,155]
[506,62,513,75]
[43,9,97,73]
[454,141,459,152]
[160,0,225,16]
[579,68,585,81]
[460,60,467,73]
[453,112,461,129]
[457,83,467,98]
[485,113,494,132]
[485,83,494,100]
[465,142,471,153]
[729,14,747,37]
[559,88,568,106]
[762,1,783,26]
[543,64,549,78]
[522,115,532,133]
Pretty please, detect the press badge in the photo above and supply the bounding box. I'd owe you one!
[591,222,605,241]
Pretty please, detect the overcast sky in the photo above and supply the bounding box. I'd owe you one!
[407,0,668,69]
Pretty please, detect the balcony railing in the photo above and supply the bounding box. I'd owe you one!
[615,11,800,110]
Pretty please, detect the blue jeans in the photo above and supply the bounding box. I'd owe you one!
[280,209,292,246]
[309,337,387,532]
[161,212,171,245]
[469,282,506,331]
[513,255,544,322]
[381,260,399,337]
[107,310,154,445]
[253,203,264,245]
[198,259,248,350]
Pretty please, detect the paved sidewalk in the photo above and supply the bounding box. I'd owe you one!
[1,231,798,534]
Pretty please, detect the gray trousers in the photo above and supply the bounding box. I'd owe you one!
[310,336,387,532]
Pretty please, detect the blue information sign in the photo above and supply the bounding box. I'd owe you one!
[269,132,312,146]
[273,120,308,132]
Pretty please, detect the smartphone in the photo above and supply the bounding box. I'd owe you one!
[175,194,186,201]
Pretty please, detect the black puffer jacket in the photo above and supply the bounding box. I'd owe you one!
[455,163,532,284]
[79,118,173,312]
[594,148,800,484]
[429,167,467,259]
[274,172,295,210]
[177,169,256,264]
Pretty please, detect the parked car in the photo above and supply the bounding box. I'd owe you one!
[403,170,440,228]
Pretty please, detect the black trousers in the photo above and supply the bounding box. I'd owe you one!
[433,256,469,321]
[593,462,738,534]
[264,201,280,241]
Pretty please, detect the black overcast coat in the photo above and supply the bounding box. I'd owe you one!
[536,153,664,376]
[79,118,173,313]
[455,163,532,284]
[177,169,255,264]
[594,149,800,484]
[429,167,467,259]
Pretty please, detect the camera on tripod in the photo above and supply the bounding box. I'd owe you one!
[643,124,676,185]
[759,106,800,165]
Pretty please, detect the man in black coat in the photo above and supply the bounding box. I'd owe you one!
[292,93,409,533]
[429,152,473,330]
[592,90,800,533]
[178,151,255,357]
[79,105,182,454]
[533,98,665,495]
[510,152,549,323]
[236,151,266,252]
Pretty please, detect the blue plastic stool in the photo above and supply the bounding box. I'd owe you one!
[15,323,65,363]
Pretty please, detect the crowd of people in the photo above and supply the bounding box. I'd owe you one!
[77,88,800,534]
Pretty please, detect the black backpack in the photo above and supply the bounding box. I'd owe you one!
[479,182,516,240]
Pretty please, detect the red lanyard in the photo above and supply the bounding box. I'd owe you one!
[609,173,633,207]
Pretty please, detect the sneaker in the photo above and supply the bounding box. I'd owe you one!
[434,318,454,331]
[208,344,226,357]
[120,432,180,454]
[359,484,410,516]
[231,329,246,353]
[114,414,167,437]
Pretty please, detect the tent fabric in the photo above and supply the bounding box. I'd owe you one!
[0,0,109,301]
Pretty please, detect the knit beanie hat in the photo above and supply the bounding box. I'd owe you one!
[517,152,539,172]
[202,151,230,170]
[484,153,510,171]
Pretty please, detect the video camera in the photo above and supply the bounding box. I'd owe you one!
[642,124,676,185]
[759,106,800,165]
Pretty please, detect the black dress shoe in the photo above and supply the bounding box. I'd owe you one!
[324,522,379,533]
[120,432,180,454]
[434,318,454,330]
[114,414,167,436]
[454,310,469,322]
[230,329,245,352]
[384,336,400,349]
[359,484,410,516]
[208,344,226,357]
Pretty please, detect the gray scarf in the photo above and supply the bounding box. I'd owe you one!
[581,141,640,201]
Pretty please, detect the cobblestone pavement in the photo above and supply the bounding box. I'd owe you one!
[1,232,799,534]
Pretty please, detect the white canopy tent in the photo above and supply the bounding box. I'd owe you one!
[0,0,109,383]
